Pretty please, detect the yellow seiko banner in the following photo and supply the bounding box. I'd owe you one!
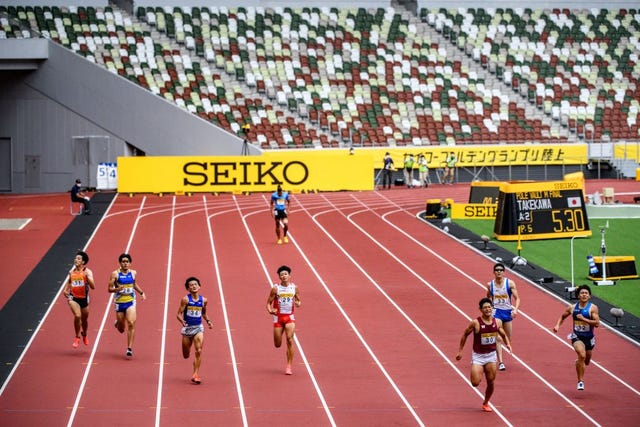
[451,203,498,219]
[117,151,374,194]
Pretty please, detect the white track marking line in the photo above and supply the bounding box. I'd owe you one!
[289,197,428,427]
[368,192,640,396]
[234,195,337,427]
[302,197,508,425]
[66,195,147,427]
[206,197,249,426]
[321,193,604,424]
[155,197,177,426]
[0,195,122,396]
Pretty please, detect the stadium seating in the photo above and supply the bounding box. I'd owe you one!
[422,7,640,142]
[2,5,638,148]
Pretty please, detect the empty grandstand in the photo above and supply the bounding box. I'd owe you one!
[1,1,638,192]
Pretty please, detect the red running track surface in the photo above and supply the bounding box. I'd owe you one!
[1,187,639,426]
[0,194,75,310]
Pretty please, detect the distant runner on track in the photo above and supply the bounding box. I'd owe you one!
[270,185,290,245]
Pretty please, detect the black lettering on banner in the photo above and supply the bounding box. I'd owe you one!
[254,162,282,184]
[238,162,251,185]
[183,162,208,186]
[463,205,497,218]
[211,162,237,185]
[182,161,310,187]
[282,161,308,185]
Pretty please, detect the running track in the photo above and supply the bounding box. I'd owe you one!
[1,189,639,426]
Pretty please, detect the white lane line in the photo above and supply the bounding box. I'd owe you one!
[155,197,177,427]
[234,195,337,427]
[207,196,249,426]
[291,197,427,427]
[369,192,640,396]
[66,195,147,427]
[326,193,602,425]
[0,194,121,396]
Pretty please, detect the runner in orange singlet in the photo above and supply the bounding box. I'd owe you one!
[62,251,95,348]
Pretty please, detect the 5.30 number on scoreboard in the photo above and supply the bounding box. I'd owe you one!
[494,180,592,241]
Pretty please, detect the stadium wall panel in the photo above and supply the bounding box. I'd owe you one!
[0,40,255,193]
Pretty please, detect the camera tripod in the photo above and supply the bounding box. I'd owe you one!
[241,138,250,156]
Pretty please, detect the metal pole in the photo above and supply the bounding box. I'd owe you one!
[597,225,615,286]
[570,235,586,289]
[571,236,576,289]
[601,227,607,282]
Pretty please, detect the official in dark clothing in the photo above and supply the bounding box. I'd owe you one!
[71,179,91,215]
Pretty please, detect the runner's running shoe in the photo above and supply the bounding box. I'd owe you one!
[72,337,80,348]
[498,362,506,371]
[285,365,292,375]
[283,236,289,243]
[577,381,584,391]
[482,404,492,412]
[191,374,201,384]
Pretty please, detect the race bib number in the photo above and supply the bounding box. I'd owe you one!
[278,293,294,313]
[574,320,589,333]
[187,307,202,317]
[493,293,508,306]
[480,332,497,345]
[494,297,508,305]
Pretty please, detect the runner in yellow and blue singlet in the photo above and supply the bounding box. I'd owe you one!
[109,253,146,357]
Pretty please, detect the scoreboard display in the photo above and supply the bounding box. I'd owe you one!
[469,181,501,204]
[494,180,591,241]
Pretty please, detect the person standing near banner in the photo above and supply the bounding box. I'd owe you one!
[417,154,429,187]
[443,152,457,184]
[382,152,395,189]
[403,153,415,188]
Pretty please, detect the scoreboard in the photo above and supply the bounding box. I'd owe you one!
[494,180,591,241]
[469,181,501,204]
